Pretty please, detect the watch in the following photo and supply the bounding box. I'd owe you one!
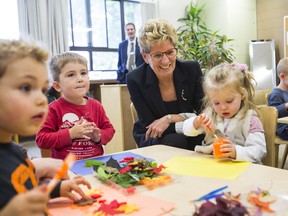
[167,114,172,124]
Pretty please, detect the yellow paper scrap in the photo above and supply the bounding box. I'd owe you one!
[163,157,251,180]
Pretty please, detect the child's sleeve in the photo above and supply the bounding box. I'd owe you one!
[182,116,203,136]
[235,116,266,163]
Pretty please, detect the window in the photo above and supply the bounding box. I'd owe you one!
[68,0,142,72]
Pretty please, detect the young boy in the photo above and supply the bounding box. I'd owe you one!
[0,39,91,216]
[268,57,288,140]
[36,52,115,160]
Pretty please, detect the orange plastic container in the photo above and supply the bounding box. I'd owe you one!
[213,137,225,158]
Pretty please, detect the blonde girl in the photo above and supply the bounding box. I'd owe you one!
[183,63,266,163]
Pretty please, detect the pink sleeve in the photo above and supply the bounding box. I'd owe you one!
[249,116,264,133]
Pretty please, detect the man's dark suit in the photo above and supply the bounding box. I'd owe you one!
[116,38,145,84]
[126,59,204,148]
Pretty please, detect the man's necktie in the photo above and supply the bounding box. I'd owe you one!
[127,42,135,72]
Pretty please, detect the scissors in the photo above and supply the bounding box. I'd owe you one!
[193,185,228,202]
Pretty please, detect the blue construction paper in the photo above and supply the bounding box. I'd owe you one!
[70,152,154,176]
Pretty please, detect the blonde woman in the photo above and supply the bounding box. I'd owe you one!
[127,18,205,149]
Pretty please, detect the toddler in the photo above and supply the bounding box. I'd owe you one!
[0,39,90,216]
[268,57,288,140]
[36,52,115,160]
[183,63,266,163]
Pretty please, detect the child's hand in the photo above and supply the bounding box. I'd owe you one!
[33,158,69,181]
[60,175,91,201]
[88,122,101,143]
[69,117,95,140]
[218,138,236,159]
[193,113,213,129]
[0,185,49,216]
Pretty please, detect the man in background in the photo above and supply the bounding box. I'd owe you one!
[116,23,144,84]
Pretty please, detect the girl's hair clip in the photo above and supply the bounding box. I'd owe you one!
[231,62,248,73]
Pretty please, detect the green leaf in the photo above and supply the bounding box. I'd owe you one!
[97,166,110,180]
[85,160,105,167]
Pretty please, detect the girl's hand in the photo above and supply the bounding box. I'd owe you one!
[194,113,213,129]
[219,138,236,159]
[60,175,91,201]
[69,117,95,140]
[0,185,49,216]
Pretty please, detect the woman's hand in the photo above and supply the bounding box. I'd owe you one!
[145,116,170,140]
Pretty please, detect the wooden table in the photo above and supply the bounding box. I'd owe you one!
[70,145,288,215]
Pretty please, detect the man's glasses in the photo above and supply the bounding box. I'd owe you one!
[148,48,177,61]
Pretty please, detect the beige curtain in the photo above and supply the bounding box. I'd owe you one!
[17,0,68,56]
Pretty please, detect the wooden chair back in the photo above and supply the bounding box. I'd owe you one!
[254,89,272,105]
[13,134,19,144]
[265,93,270,104]
[257,105,277,167]
[264,92,288,168]
[130,103,138,124]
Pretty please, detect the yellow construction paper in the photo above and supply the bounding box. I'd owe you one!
[163,157,251,180]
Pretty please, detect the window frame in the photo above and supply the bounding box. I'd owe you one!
[68,0,140,72]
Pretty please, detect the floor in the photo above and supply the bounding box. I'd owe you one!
[21,140,41,158]
[20,140,288,170]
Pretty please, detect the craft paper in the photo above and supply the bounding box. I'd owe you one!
[163,157,251,180]
[70,152,153,176]
[48,185,175,216]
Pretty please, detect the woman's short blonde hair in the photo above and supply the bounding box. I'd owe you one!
[138,18,177,53]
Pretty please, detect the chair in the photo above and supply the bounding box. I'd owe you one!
[254,89,272,105]
[266,93,288,169]
[41,149,51,158]
[130,102,138,124]
[257,105,277,167]
[12,134,19,144]
[266,93,288,168]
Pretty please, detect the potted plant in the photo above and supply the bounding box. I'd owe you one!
[177,3,235,72]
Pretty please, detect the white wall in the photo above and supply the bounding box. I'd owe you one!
[156,0,195,29]
[154,0,257,65]
[197,0,257,64]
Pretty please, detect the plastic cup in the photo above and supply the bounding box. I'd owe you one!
[213,137,225,158]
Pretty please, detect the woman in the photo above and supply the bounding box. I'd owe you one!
[126,18,204,149]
